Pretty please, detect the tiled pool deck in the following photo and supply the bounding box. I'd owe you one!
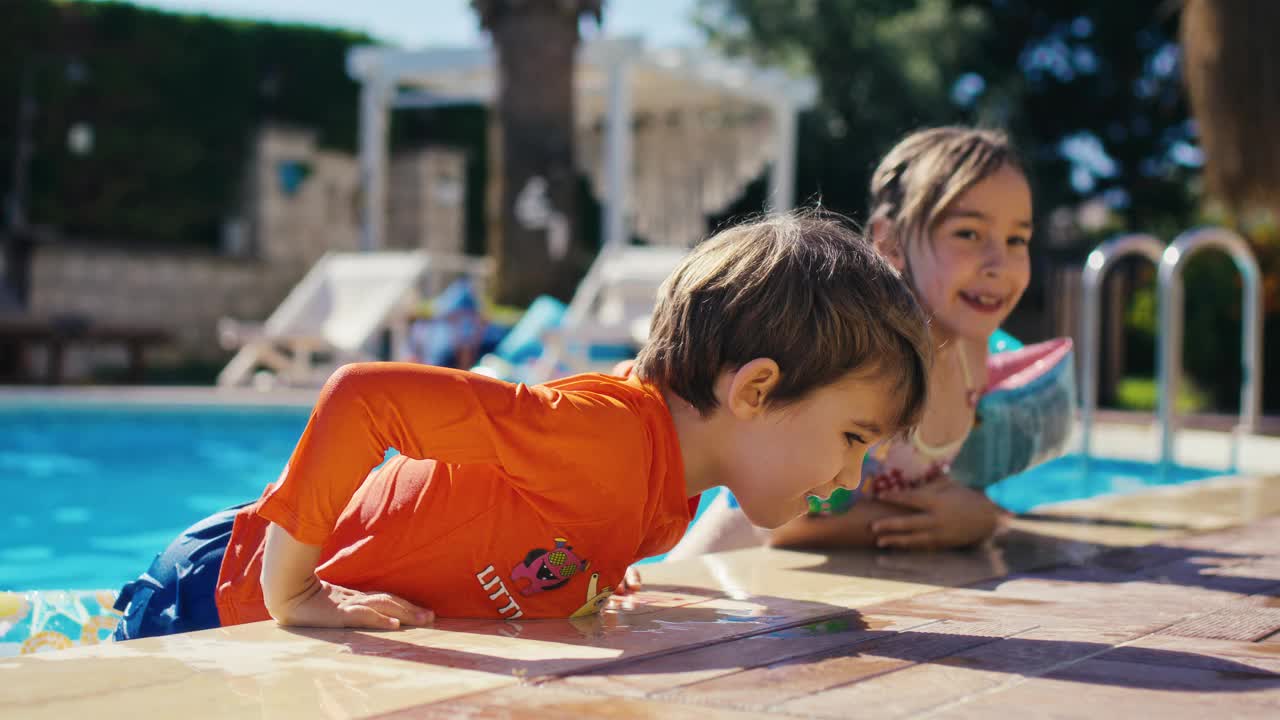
[3,470,1280,718]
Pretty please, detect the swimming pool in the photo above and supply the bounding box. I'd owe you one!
[2,402,1224,592]
[1,402,311,591]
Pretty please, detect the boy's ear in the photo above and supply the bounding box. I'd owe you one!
[726,358,782,419]
[870,217,906,272]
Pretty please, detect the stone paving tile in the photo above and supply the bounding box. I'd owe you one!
[0,629,519,720]
[652,620,1036,712]
[1212,558,1280,582]
[604,588,726,616]
[928,657,1280,720]
[349,592,862,680]
[772,658,1009,720]
[1015,559,1266,602]
[1103,634,1280,675]
[987,562,1148,586]
[1170,516,1280,555]
[637,547,944,608]
[369,685,781,719]
[773,626,1128,719]
[1048,655,1280,692]
[552,612,937,698]
[1156,607,1280,642]
[863,588,1062,625]
[993,561,1264,612]
[1138,554,1280,596]
[1073,543,1201,573]
[864,583,1202,636]
[1239,592,1280,609]
[930,625,1135,674]
[992,624,1143,646]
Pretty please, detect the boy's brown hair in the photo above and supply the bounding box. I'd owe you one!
[634,209,931,432]
[869,126,1024,256]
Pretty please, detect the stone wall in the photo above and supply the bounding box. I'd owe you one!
[387,147,467,255]
[249,127,362,264]
[30,247,305,365]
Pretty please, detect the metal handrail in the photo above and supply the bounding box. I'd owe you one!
[1157,227,1263,471]
[1079,233,1165,459]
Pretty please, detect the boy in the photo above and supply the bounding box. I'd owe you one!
[113,210,931,638]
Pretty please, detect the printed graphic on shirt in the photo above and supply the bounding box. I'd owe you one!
[569,572,614,619]
[510,537,589,597]
[475,565,524,620]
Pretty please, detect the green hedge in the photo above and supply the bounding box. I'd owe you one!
[1,0,371,248]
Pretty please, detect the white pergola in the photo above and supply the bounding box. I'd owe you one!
[346,37,818,253]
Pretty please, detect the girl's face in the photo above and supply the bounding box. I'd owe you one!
[892,164,1033,341]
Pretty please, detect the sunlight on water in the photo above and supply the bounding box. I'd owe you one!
[1,403,311,591]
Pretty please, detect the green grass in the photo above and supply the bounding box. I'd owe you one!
[1115,376,1211,413]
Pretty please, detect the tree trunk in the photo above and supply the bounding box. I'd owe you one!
[1181,0,1280,217]
[486,5,584,306]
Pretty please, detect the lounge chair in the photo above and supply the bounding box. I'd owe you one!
[217,250,488,388]
[511,244,689,383]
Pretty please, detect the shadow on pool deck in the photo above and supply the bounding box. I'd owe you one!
[292,599,1280,694]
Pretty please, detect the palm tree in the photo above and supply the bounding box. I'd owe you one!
[1180,0,1280,218]
[472,0,604,306]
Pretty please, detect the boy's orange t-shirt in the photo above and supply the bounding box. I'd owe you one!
[214,364,694,624]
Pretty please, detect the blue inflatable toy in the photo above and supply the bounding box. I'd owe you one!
[949,336,1076,489]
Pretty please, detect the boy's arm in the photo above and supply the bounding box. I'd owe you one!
[261,522,323,619]
[261,523,433,628]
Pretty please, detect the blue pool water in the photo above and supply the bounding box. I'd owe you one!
[984,454,1221,514]
[2,402,1225,591]
[1,402,311,591]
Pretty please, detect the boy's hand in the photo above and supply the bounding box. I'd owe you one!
[270,577,434,630]
[871,478,1001,550]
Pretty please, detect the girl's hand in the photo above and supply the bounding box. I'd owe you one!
[269,577,434,630]
[871,478,1001,550]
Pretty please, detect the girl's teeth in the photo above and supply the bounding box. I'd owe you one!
[964,293,1001,307]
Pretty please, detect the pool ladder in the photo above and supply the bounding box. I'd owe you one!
[1079,228,1263,471]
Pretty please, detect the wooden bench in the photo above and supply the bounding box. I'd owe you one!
[0,315,171,384]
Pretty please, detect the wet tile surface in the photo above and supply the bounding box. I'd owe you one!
[368,685,779,720]
[556,612,938,698]
[926,659,1280,720]
[651,619,1037,711]
[1157,607,1280,642]
[5,473,1280,718]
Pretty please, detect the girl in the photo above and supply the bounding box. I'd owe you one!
[667,126,1033,557]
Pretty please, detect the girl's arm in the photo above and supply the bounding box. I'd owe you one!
[767,498,917,549]
[872,480,1005,549]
